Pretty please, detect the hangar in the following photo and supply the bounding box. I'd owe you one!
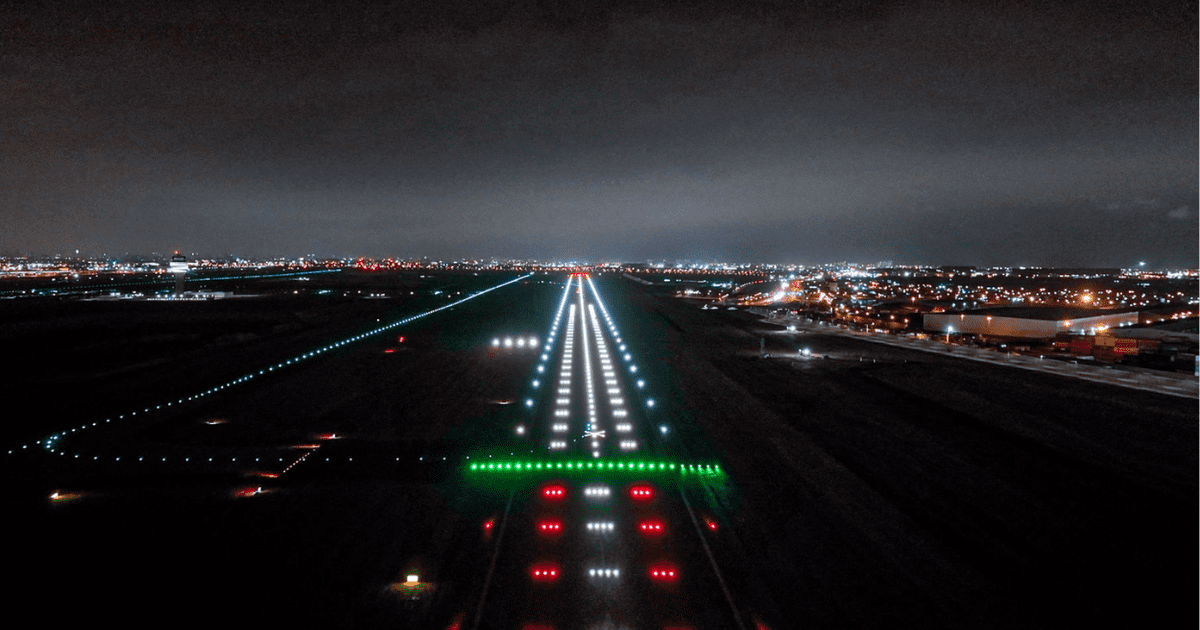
[923,307,1140,340]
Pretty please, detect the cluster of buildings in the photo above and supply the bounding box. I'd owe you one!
[687,265,1199,372]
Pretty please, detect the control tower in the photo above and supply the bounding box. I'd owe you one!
[169,252,188,297]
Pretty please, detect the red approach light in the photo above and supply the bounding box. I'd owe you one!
[628,485,654,501]
[705,518,719,531]
[537,520,563,535]
[530,563,560,582]
[648,563,678,582]
[397,336,405,343]
[638,520,665,536]
[384,348,395,353]
[542,485,566,500]
[483,518,495,533]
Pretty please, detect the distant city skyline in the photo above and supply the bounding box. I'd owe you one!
[2,0,1196,267]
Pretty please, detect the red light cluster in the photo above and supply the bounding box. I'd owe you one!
[648,564,678,582]
[530,564,559,581]
[629,485,654,500]
[638,520,665,536]
[542,485,566,500]
[538,520,563,535]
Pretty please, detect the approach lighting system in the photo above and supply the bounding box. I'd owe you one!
[530,563,560,582]
[628,484,655,501]
[648,564,678,583]
[638,520,665,536]
[537,520,563,535]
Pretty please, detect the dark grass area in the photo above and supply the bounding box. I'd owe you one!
[610,277,1198,629]
[4,272,559,628]
[6,272,1196,629]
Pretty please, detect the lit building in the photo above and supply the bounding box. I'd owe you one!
[924,307,1141,340]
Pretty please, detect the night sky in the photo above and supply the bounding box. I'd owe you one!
[3,0,1196,266]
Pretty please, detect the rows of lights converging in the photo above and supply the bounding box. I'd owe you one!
[586,275,654,411]
[578,279,602,458]
[479,274,704,597]
[14,274,532,459]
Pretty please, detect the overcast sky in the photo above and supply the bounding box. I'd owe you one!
[2,0,1196,266]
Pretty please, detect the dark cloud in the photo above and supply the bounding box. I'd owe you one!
[2,0,1195,264]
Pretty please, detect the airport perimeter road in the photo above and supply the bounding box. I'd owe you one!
[450,274,755,629]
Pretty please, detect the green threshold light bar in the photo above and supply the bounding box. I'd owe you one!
[467,458,723,475]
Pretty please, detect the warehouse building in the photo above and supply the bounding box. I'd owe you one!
[923,307,1140,340]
